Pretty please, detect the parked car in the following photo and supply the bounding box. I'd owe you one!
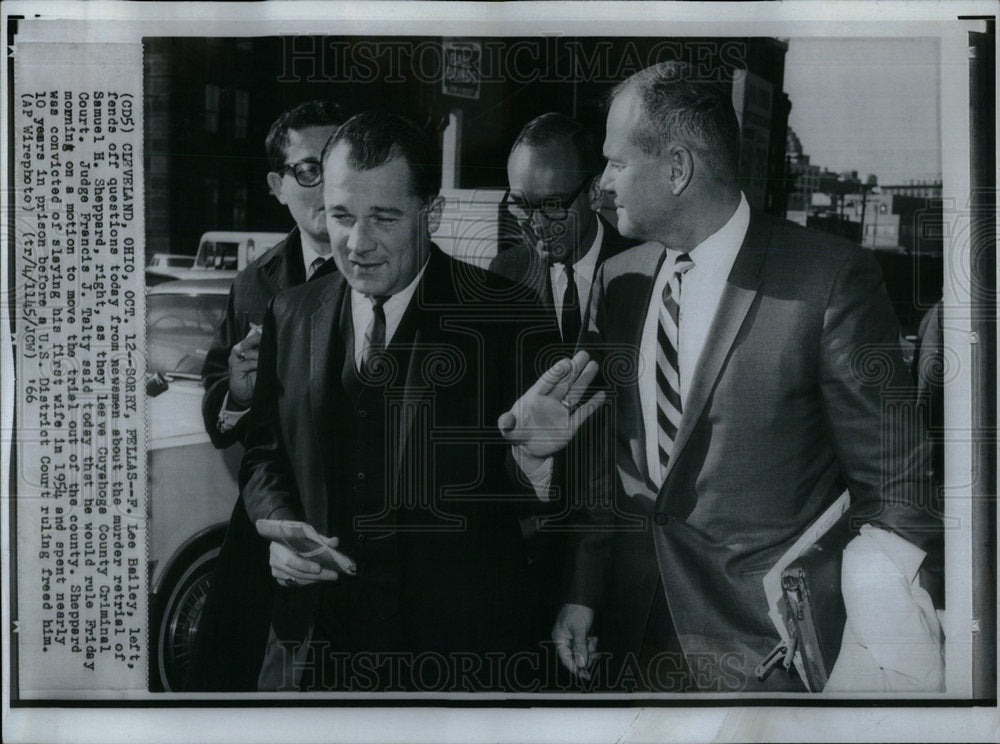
[146,267,238,287]
[149,253,196,271]
[193,230,286,273]
[146,277,239,691]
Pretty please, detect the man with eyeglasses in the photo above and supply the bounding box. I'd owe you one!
[491,113,636,345]
[489,115,637,661]
[187,100,345,691]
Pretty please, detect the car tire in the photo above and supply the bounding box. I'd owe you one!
[154,547,219,691]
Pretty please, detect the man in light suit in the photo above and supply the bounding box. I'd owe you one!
[502,62,942,692]
[241,112,559,691]
[188,100,344,691]
[491,113,636,344]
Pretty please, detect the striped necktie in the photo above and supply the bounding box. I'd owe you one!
[656,252,694,482]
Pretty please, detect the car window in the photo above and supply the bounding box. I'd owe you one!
[147,293,227,375]
[195,240,239,269]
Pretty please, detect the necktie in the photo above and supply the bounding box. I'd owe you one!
[360,295,389,377]
[560,262,581,344]
[307,256,326,280]
[656,253,694,481]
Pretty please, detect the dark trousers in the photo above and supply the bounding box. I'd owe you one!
[633,581,694,692]
[596,580,692,693]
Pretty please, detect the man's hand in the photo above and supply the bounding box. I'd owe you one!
[268,536,350,587]
[552,603,598,679]
[228,324,262,407]
[498,351,606,466]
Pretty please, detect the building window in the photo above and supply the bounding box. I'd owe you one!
[235,90,249,139]
[204,176,219,226]
[233,184,247,227]
[204,84,220,133]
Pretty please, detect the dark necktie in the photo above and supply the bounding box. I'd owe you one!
[307,256,326,280]
[360,295,389,378]
[656,253,694,481]
[560,262,581,344]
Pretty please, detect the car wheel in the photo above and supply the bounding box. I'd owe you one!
[156,547,218,691]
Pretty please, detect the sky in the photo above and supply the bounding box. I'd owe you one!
[783,38,942,185]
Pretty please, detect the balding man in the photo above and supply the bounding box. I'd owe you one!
[502,62,942,693]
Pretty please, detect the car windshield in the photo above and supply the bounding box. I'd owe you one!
[195,240,239,270]
[147,292,227,376]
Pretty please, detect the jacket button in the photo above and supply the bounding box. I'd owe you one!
[357,472,365,480]
[654,513,668,526]
[358,409,367,418]
[357,534,367,543]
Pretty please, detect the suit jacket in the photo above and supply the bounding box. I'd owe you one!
[489,214,636,339]
[241,246,560,675]
[200,227,337,449]
[569,211,938,691]
[186,227,336,692]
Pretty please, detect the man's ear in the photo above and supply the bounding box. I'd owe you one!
[424,195,445,235]
[667,145,694,196]
[267,171,286,204]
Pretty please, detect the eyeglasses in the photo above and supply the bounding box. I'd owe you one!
[502,177,591,222]
[278,160,323,188]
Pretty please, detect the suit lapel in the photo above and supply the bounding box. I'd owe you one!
[309,275,349,446]
[302,275,348,532]
[659,212,772,490]
[391,248,453,476]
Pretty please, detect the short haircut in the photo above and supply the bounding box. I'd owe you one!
[612,61,741,180]
[509,112,603,178]
[265,100,346,172]
[322,112,442,202]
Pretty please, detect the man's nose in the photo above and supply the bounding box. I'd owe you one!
[347,220,374,254]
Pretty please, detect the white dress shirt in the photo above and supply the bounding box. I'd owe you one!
[549,217,604,335]
[639,193,750,487]
[350,260,428,368]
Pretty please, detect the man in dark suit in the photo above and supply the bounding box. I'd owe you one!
[241,112,559,692]
[186,100,344,691]
[502,62,942,692]
[489,114,638,644]
[491,113,635,345]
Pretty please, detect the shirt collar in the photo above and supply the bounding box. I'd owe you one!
[351,257,430,316]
